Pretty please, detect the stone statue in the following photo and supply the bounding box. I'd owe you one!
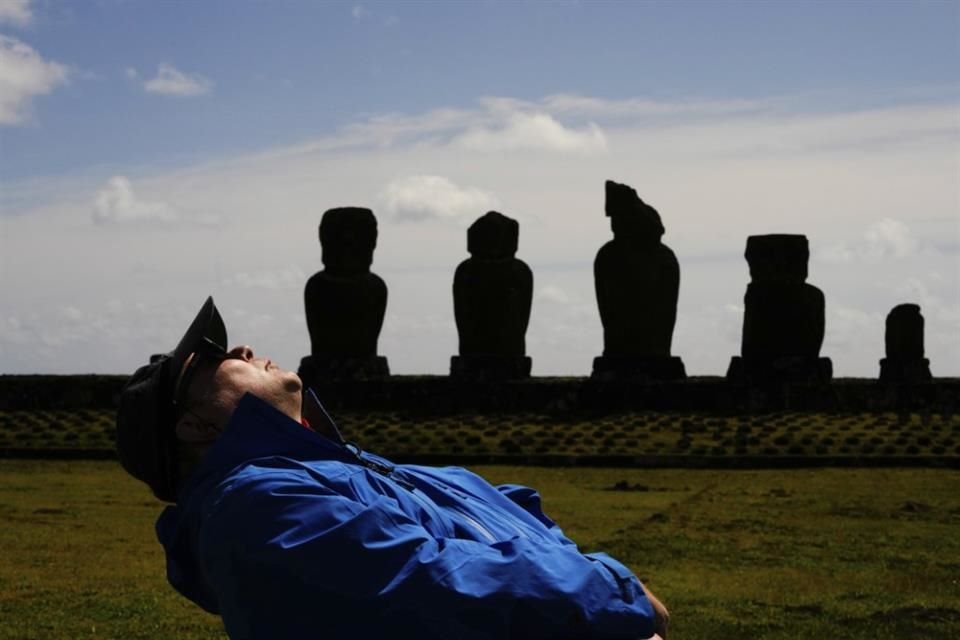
[592,180,685,380]
[727,234,832,383]
[451,211,533,380]
[879,303,932,383]
[299,207,389,381]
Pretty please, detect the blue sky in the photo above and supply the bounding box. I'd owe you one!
[1,0,958,376]
[4,1,957,178]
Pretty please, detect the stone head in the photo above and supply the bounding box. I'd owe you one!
[604,180,664,245]
[745,234,810,284]
[467,211,519,259]
[319,207,378,275]
[886,303,924,359]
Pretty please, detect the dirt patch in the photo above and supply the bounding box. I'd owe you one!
[869,606,960,624]
[899,500,932,513]
[604,480,671,492]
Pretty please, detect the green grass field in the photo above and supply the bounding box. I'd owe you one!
[1,460,958,639]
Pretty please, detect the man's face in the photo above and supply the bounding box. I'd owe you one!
[181,345,303,427]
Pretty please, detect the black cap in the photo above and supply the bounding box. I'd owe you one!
[116,297,227,502]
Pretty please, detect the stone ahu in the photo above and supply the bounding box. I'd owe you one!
[727,234,832,384]
[592,180,685,380]
[451,211,533,380]
[879,303,932,383]
[299,207,389,382]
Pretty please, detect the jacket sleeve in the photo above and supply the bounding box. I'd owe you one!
[199,467,655,640]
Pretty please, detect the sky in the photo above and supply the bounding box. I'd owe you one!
[1,0,958,378]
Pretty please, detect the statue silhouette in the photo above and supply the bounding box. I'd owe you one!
[727,234,832,383]
[451,211,533,380]
[592,180,685,380]
[879,303,932,383]
[299,207,389,381]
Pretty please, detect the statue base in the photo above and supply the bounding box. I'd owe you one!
[590,355,687,381]
[298,355,390,384]
[879,358,932,384]
[726,356,833,384]
[450,355,532,381]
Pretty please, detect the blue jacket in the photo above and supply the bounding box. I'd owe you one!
[156,393,656,639]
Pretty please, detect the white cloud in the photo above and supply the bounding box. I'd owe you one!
[143,63,212,97]
[863,218,918,259]
[536,285,572,305]
[334,94,785,155]
[818,218,920,263]
[823,305,882,351]
[817,243,856,264]
[335,98,616,153]
[893,277,943,311]
[453,111,607,153]
[224,267,307,290]
[125,67,138,79]
[540,93,770,119]
[246,94,958,164]
[92,176,180,225]
[349,4,397,26]
[381,175,500,223]
[0,35,68,125]
[0,0,31,26]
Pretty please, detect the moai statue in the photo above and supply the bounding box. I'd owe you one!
[299,207,389,382]
[879,303,932,383]
[727,234,832,383]
[450,211,533,380]
[591,180,686,380]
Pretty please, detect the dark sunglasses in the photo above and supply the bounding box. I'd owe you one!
[172,337,227,416]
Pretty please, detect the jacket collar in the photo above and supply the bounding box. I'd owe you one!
[177,392,353,501]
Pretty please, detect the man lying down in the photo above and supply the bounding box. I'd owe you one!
[116,296,670,639]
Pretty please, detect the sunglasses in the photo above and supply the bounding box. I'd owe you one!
[172,337,227,418]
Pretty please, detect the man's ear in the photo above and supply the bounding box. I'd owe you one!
[174,413,221,444]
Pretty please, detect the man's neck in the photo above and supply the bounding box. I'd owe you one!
[301,390,346,444]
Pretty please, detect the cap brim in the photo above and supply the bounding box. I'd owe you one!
[167,296,228,386]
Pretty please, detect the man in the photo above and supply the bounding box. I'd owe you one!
[117,297,669,639]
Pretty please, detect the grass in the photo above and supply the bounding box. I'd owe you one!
[1,460,958,639]
[2,409,959,459]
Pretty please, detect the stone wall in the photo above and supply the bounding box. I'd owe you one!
[2,374,957,414]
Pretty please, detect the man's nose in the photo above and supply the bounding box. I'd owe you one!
[227,345,254,361]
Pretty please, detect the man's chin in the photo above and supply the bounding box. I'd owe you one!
[285,373,303,393]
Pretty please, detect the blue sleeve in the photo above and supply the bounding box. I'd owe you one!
[200,469,655,640]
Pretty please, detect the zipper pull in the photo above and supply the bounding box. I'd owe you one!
[347,442,417,492]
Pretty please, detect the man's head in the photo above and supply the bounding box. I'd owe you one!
[116,297,302,502]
